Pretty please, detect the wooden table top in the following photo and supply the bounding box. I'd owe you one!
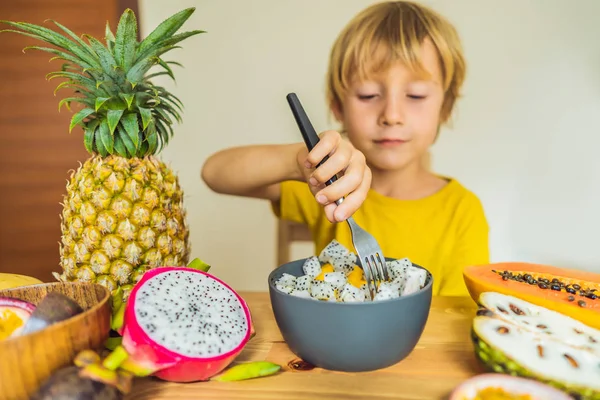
[127,293,485,400]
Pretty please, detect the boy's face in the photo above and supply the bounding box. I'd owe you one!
[333,39,444,173]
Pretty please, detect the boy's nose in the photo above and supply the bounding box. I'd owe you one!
[379,100,405,126]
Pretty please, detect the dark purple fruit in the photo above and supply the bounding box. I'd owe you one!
[30,366,122,400]
[21,292,83,335]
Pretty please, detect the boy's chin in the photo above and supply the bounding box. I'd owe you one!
[367,156,416,173]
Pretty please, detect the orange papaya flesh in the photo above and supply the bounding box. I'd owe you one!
[464,262,600,329]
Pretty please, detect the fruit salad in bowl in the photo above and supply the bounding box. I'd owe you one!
[268,240,433,372]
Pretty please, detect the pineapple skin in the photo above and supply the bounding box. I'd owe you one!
[55,154,190,299]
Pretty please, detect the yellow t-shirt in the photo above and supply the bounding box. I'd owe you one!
[273,178,489,296]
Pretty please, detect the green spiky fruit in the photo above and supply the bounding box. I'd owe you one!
[471,292,600,400]
[0,8,204,299]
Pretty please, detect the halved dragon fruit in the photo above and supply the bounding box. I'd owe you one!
[111,266,253,382]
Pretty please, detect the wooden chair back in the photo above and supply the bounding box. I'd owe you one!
[276,220,312,266]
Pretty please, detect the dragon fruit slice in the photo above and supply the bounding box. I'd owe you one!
[289,289,313,299]
[400,266,427,296]
[472,314,600,399]
[318,240,356,264]
[112,266,252,383]
[293,275,312,291]
[323,271,347,290]
[338,283,366,302]
[301,256,322,278]
[331,253,356,276]
[478,292,600,355]
[310,281,336,301]
[387,258,412,281]
[373,282,401,301]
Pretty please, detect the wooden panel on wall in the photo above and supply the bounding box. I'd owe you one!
[0,0,138,281]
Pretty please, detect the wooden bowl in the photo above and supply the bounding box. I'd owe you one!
[0,282,111,400]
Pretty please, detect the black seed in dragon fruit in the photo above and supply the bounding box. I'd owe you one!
[323,271,346,290]
[302,256,322,278]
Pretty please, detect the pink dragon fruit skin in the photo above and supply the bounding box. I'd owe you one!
[119,266,253,382]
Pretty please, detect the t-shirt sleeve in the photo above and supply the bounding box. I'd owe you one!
[271,180,321,227]
[439,192,490,296]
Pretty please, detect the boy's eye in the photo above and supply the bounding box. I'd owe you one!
[358,94,377,100]
[407,94,426,100]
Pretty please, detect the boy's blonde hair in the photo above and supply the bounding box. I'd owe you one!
[326,1,466,124]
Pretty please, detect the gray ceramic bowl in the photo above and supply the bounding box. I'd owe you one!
[268,258,433,372]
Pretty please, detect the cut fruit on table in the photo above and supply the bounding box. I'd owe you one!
[471,292,600,399]
[448,373,573,400]
[274,239,428,302]
[0,6,205,304]
[106,266,255,382]
[0,297,36,340]
[464,262,600,329]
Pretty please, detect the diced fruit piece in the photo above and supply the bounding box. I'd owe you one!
[0,297,36,340]
[302,256,322,278]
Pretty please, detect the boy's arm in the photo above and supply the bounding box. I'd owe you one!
[201,143,305,202]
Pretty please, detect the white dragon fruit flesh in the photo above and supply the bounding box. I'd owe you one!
[302,256,322,278]
[323,271,347,290]
[373,281,402,301]
[318,239,355,264]
[338,283,366,302]
[274,239,429,302]
[310,281,336,301]
[113,266,253,382]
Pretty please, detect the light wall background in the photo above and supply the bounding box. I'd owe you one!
[138,0,600,291]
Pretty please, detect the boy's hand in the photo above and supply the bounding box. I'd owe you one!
[296,130,371,223]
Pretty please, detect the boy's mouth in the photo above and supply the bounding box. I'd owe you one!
[373,138,406,147]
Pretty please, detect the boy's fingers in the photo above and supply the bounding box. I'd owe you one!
[314,160,364,204]
[310,144,352,184]
[305,130,341,167]
[333,167,371,222]
[323,203,337,223]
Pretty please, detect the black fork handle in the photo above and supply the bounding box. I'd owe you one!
[286,92,339,187]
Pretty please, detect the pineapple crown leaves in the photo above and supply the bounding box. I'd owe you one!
[0,7,205,158]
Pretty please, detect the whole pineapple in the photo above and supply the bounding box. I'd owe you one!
[1,8,203,299]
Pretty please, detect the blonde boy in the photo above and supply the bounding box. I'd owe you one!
[202,1,489,296]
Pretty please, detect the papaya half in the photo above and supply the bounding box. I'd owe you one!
[463,262,600,329]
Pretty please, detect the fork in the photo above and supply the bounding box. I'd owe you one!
[286,92,390,299]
